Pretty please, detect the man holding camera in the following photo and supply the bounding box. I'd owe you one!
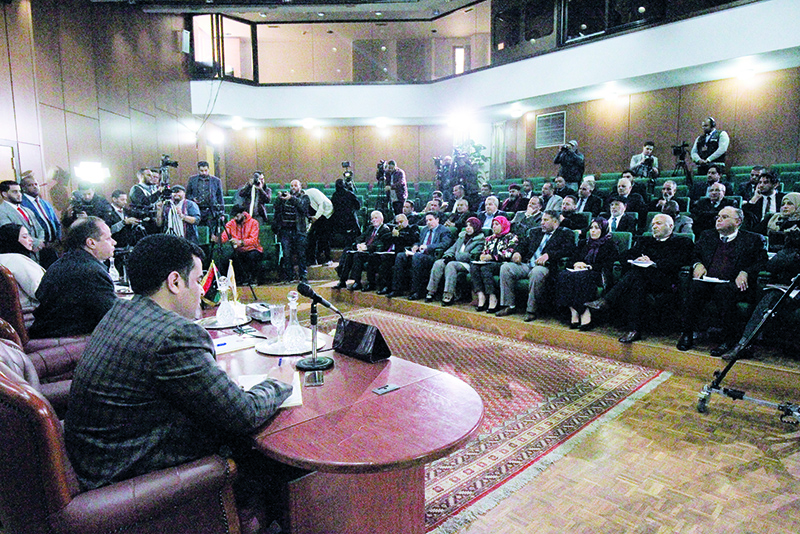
[553,140,585,187]
[379,160,407,216]
[630,141,659,180]
[186,161,225,236]
[273,180,311,284]
[691,117,730,177]
[128,168,163,236]
[236,171,271,223]
[158,185,200,244]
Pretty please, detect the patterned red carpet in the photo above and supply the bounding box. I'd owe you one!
[317,309,669,533]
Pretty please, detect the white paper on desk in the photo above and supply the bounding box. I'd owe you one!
[699,276,729,284]
[628,259,655,268]
[214,334,257,355]
[238,372,303,408]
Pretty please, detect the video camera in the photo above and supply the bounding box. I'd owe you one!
[342,161,353,181]
[672,142,689,159]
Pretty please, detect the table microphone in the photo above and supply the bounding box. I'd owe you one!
[297,283,342,316]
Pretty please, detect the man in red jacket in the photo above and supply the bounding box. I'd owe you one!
[217,205,263,284]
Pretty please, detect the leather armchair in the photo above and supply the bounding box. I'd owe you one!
[0,368,243,534]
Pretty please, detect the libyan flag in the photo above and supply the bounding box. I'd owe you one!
[201,260,220,306]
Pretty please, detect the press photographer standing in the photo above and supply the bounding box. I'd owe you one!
[553,140,585,187]
[128,168,163,236]
[378,160,407,216]
[158,185,200,244]
[236,171,271,223]
[186,161,225,237]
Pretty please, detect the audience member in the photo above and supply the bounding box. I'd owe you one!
[521,179,534,199]
[0,180,45,263]
[553,140,585,186]
[630,141,659,179]
[743,169,784,229]
[376,214,419,295]
[388,212,453,300]
[330,177,362,245]
[186,161,225,234]
[496,210,575,321]
[556,217,619,330]
[431,190,448,211]
[585,214,693,343]
[648,180,684,212]
[128,168,162,236]
[478,196,507,230]
[604,176,646,224]
[575,180,602,217]
[0,223,45,312]
[334,210,390,291]
[426,217,484,304]
[691,182,736,235]
[691,117,730,176]
[159,185,200,244]
[558,196,587,231]
[435,156,454,203]
[403,200,423,226]
[736,166,764,199]
[215,205,262,285]
[305,186,334,266]
[763,193,800,251]
[689,164,733,201]
[273,180,310,284]
[21,172,61,266]
[603,199,637,233]
[540,181,564,213]
[450,184,468,213]
[444,198,475,231]
[662,200,693,235]
[500,184,527,213]
[64,234,293,530]
[677,207,767,355]
[511,196,543,235]
[236,171,272,223]
[471,216,518,313]
[553,176,576,198]
[476,183,493,212]
[29,217,117,339]
[48,166,72,217]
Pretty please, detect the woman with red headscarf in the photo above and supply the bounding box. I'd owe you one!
[470,215,518,313]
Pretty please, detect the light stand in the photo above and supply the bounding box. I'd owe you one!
[296,301,334,372]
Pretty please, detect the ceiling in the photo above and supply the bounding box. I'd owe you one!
[105,0,483,23]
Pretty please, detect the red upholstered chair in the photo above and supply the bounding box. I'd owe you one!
[0,366,244,534]
[0,265,28,346]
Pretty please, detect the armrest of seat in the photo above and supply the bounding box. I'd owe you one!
[38,379,71,419]
[25,337,88,383]
[50,455,239,534]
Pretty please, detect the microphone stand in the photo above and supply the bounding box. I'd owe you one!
[296,301,334,373]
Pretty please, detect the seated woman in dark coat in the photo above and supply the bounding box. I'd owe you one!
[556,217,619,330]
[470,215,518,313]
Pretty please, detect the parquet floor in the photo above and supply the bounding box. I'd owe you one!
[458,375,800,534]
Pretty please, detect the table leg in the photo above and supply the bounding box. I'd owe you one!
[286,465,425,534]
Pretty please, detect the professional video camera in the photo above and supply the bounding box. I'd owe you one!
[157,154,178,200]
[341,161,354,180]
[672,142,689,159]
[432,156,442,169]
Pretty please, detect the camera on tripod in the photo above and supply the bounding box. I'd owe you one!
[672,142,689,159]
[341,161,353,180]
[160,154,178,168]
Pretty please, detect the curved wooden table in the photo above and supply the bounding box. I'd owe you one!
[214,322,484,534]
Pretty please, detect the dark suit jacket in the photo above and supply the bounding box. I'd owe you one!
[381,224,419,252]
[520,226,576,266]
[690,181,734,201]
[64,295,292,490]
[500,196,528,213]
[604,194,647,227]
[575,195,602,217]
[743,192,785,223]
[625,234,694,286]
[356,223,392,252]
[690,197,737,234]
[478,210,509,228]
[692,229,767,281]
[601,212,637,234]
[415,224,454,255]
[554,186,576,198]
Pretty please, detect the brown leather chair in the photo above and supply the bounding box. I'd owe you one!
[0,265,88,383]
[0,366,243,534]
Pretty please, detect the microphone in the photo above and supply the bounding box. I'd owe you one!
[297,283,342,316]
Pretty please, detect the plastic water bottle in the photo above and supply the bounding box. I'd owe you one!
[108,257,120,283]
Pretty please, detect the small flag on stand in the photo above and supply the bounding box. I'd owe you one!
[201,260,220,307]
[227,259,239,303]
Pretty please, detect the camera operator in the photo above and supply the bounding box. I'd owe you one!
[108,189,143,248]
[157,185,200,244]
[434,155,454,203]
[73,183,114,224]
[380,160,408,216]
[341,162,356,193]
[630,141,659,181]
[553,140,585,187]
[128,167,163,235]
[273,180,311,284]
[186,160,225,236]
[235,171,271,223]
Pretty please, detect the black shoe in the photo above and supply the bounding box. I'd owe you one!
[721,344,752,361]
[710,342,735,357]
[579,322,595,332]
[425,293,435,302]
[377,287,389,295]
[333,281,347,289]
[348,283,363,292]
[407,293,422,301]
[475,303,488,312]
[362,284,373,292]
[677,332,694,351]
[495,307,516,317]
[569,321,580,329]
[523,312,537,322]
[441,298,454,307]
[585,298,609,312]
[618,330,640,343]
[386,291,401,298]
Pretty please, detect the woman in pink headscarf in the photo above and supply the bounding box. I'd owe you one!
[470,215,518,313]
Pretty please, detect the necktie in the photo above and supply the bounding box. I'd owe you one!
[16,207,30,225]
[764,196,772,219]
[366,228,377,246]
[577,198,585,212]
[533,233,551,263]
[424,229,433,246]
[610,217,617,232]
[33,198,54,241]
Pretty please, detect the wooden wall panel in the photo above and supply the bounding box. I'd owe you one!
[128,18,159,116]
[732,69,800,167]
[38,105,69,172]
[676,78,737,169]
[316,128,354,186]
[58,0,98,120]
[0,9,18,143]
[65,112,102,177]
[354,127,391,183]
[99,110,133,196]
[418,126,454,184]
[256,128,292,187]
[7,0,40,145]
[287,128,323,184]
[628,87,681,172]
[94,9,132,118]
[580,97,631,176]
[225,130,258,190]
[31,0,63,110]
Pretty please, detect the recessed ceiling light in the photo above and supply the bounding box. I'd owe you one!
[317,12,324,17]
[375,11,382,16]
[259,12,267,17]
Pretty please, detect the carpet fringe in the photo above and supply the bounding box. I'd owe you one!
[429,370,673,534]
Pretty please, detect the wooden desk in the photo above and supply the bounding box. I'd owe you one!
[213,322,484,534]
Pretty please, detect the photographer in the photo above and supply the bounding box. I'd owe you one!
[630,141,659,180]
[128,167,163,235]
[157,185,200,244]
[108,189,144,248]
[235,171,271,223]
[553,140,585,187]
[186,161,225,236]
[434,155,454,203]
[341,162,356,193]
[379,160,407,216]
[272,180,311,284]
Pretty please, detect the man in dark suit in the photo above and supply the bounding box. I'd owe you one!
[586,214,694,343]
[689,164,733,201]
[602,199,638,234]
[334,209,392,291]
[736,166,765,200]
[376,213,420,295]
[389,211,453,299]
[64,234,292,526]
[575,180,603,217]
[477,196,508,230]
[677,206,768,355]
[500,184,528,213]
[743,169,784,232]
[604,177,647,230]
[690,182,736,235]
[648,180,686,213]
[553,176,576,198]
[496,210,575,321]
